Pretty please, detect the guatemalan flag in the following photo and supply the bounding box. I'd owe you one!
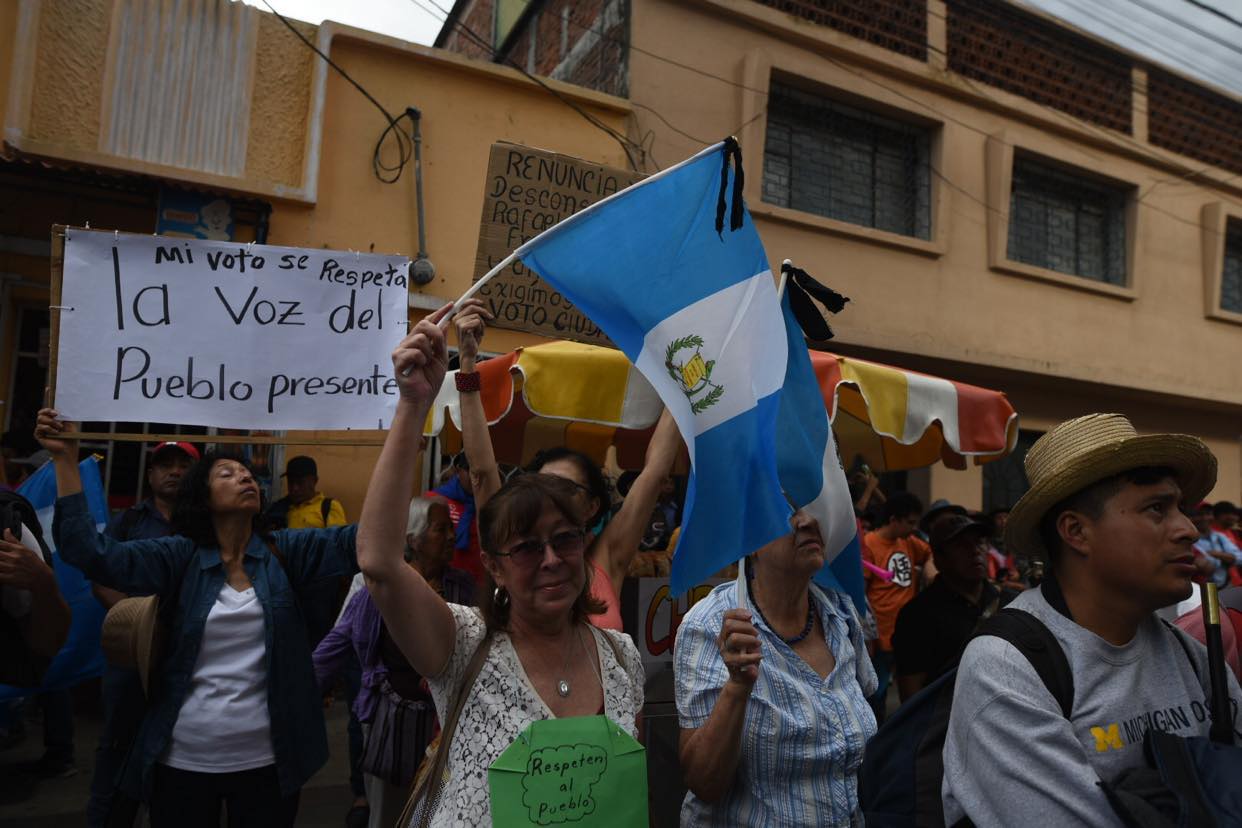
[510,140,863,606]
[0,458,109,700]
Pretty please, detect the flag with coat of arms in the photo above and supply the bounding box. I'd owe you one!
[507,139,863,608]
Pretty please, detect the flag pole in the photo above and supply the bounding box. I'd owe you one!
[435,251,519,331]
[402,252,517,376]
[1200,582,1233,744]
[777,259,792,302]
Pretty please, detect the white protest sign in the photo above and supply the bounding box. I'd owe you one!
[54,229,411,430]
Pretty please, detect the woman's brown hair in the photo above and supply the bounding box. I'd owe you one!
[477,473,606,630]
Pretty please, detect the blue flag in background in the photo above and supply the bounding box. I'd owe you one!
[515,140,861,598]
[0,458,109,700]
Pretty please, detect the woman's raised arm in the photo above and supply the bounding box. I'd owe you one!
[357,304,459,678]
[595,409,682,591]
[454,298,503,510]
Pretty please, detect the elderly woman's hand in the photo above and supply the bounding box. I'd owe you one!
[392,303,451,404]
[717,608,762,690]
[0,530,56,594]
[453,298,492,368]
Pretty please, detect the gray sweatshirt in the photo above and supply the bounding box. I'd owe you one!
[942,586,1242,827]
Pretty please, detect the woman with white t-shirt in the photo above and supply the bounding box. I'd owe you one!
[356,306,645,826]
[36,412,358,828]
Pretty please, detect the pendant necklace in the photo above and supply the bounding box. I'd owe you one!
[556,628,578,697]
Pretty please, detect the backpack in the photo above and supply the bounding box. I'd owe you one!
[262,495,334,531]
[861,608,1215,828]
[859,608,1073,828]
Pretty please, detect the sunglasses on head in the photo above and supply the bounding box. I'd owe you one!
[494,528,587,567]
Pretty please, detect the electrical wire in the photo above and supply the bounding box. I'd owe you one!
[406,0,649,171]
[259,0,417,184]
[412,0,1242,234]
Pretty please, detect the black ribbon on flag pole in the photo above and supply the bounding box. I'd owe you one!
[781,261,850,342]
[716,136,745,236]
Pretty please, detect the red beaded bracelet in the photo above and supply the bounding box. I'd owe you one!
[455,371,481,393]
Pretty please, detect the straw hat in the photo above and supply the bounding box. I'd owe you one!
[101,596,164,696]
[1005,413,1216,561]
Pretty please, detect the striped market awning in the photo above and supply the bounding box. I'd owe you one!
[425,341,1018,472]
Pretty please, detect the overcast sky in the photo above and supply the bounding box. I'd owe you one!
[247,0,1242,97]
[241,0,445,45]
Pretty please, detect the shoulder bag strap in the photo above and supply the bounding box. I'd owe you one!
[401,632,494,828]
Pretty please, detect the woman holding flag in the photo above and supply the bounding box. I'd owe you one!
[356,305,644,826]
[674,507,878,826]
[449,297,683,631]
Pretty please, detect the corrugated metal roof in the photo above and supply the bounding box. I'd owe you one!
[101,0,258,176]
[1021,0,1242,99]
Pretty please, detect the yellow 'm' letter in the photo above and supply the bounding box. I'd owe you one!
[1090,725,1124,752]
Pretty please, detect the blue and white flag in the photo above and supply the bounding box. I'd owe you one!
[775,288,866,612]
[513,140,859,595]
[0,458,109,700]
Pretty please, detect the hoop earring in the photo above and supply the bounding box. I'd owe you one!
[493,586,510,611]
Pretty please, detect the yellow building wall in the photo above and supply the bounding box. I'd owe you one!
[628,0,1242,502]
[1,5,630,515]
[263,32,632,519]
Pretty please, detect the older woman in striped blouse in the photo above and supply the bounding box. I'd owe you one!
[674,508,878,826]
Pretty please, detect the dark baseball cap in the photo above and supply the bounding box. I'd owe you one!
[929,514,989,555]
[282,455,317,478]
[919,499,968,532]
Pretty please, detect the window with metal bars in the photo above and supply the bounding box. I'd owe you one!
[1007,154,1128,286]
[1223,219,1242,314]
[762,82,932,239]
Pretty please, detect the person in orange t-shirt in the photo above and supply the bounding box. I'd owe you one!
[863,492,931,723]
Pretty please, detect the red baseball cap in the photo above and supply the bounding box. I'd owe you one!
[150,441,200,461]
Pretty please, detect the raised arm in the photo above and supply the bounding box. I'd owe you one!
[36,409,192,593]
[357,303,458,678]
[35,407,82,499]
[595,409,682,591]
[454,298,502,510]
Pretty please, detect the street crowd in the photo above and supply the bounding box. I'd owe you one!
[3,298,1241,827]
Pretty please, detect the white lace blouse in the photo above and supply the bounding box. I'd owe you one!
[417,603,645,827]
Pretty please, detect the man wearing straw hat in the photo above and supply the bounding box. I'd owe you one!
[941,414,1242,826]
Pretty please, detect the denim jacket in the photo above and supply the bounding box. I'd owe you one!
[53,492,358,797]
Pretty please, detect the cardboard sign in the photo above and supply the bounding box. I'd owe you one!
[53,228,409,431]
[636,577,727,679]
[472,144,642,345]
[489,715,647,827]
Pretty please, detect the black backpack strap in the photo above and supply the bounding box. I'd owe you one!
[1160,618,1202,685]
[973,608,1075,718]
[320,497,333,526]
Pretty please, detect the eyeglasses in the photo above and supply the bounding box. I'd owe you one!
[494,529,587,568]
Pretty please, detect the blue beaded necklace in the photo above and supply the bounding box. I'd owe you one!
[746,564,816,645]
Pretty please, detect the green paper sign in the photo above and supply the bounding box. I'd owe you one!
[489,715,648,827]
